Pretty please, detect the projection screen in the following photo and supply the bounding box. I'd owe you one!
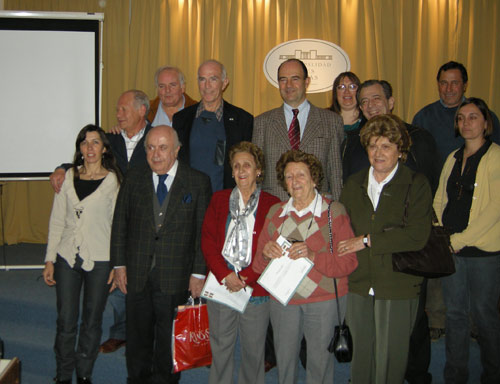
[0,11,103,179]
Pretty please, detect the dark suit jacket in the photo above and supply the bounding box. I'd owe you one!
[110,161,212,294]
[106,122,153,176]
[253,103,344,201]
[172,100,253,189]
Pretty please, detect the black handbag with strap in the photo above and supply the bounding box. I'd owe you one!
[392,174,456,278]
[326,203,353,362]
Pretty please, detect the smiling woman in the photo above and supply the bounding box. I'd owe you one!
[253,149,358,384]
[340,114,432,383]
[43,125,122,384]
[201,141,280,384]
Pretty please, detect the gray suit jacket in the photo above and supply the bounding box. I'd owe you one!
[252,103,344,201]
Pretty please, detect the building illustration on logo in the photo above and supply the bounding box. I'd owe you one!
[264,39,350,93]
[279,49,333,60]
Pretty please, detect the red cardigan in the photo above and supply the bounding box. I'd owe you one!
[201,189,280,297]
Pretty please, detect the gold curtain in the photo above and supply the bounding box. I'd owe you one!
[2,0,500,244]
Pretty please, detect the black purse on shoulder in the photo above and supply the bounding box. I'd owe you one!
[392,174,455,278]
[326,203,353,363]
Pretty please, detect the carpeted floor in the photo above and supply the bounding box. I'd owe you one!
[0,244,481,383]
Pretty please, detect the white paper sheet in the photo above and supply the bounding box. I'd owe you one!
[257,235,314,306]
[201,271,253,313]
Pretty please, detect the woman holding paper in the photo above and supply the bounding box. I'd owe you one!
[201,141,280,384]
[253,150,358,384]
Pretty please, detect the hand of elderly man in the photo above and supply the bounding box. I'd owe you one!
[108,124,121,135]
[49,168,66,193]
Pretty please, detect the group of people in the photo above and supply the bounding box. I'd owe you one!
[41,57,499,384]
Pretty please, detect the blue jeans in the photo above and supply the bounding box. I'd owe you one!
[54,255,110,380]
[442,254,500,384]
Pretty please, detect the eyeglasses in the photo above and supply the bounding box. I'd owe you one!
[336,83,358,91]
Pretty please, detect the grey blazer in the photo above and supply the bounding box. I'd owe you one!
[252,103,344,201]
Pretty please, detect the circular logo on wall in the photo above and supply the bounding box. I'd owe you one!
[263,39,350,93]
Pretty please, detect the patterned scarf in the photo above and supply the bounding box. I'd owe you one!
[222,186,260,271]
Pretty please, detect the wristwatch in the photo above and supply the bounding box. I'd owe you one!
[362,234,369,248]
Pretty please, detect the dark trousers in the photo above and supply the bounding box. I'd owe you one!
[125,276,188,384]
[54,255,110,380]
[405,278,432,384]
[108,289,127,340]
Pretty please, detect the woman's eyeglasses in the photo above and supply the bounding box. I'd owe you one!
[336,84,358,91]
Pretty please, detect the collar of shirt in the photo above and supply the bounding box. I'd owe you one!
[367,163,399,210]
[454,139,491,161]
[121,124,147,161]
[152,160,178,191]
[195,99,224,121]
[152,95,186,127]
[439,96,466,109]
[279,190,322,218]
[283,100,310,138]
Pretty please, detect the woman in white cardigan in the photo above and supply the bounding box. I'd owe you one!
[43,125,121,384]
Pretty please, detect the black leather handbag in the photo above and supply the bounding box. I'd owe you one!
[392,175,455,278]
[326,203,353,363]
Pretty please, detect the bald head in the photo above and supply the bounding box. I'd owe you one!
[145,125,181,175]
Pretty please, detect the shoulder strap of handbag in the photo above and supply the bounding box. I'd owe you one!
[327,202,343,327]
[401,172,438,227]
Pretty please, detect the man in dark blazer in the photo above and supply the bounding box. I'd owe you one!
[111,125,211,384]
[50,89,152,189]
[252,58,344,201]
[172,59,253,192]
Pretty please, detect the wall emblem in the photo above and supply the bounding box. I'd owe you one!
[263,39,351,93]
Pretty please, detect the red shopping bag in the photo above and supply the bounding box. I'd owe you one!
[171,299,212,373]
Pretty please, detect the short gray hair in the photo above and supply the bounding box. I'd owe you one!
[198,59,227,81]
[154,66,186,87]
[123,89,150,116]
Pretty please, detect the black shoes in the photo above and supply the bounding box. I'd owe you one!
[77,378,92,384]
[53,377,92,384]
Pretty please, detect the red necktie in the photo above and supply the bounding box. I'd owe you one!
[289,108,300,150]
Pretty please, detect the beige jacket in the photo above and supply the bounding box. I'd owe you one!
[434,142,500,252]
[45,168,120,271]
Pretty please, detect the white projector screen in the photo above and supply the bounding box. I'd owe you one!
[0,14,101,178]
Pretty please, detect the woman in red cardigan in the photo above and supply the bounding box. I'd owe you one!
[201,141,280,384]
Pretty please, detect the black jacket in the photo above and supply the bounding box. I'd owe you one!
[172,100,253,189]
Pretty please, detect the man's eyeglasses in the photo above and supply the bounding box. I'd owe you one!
[336,84,358,91]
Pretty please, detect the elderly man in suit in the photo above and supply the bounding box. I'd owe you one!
[111,125,211,384]
[252,58,344,201]
[172,59,253,193]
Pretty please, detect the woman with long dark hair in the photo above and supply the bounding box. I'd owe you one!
[43,125,121,384]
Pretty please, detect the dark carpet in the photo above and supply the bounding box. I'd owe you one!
[0,244,481,383]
